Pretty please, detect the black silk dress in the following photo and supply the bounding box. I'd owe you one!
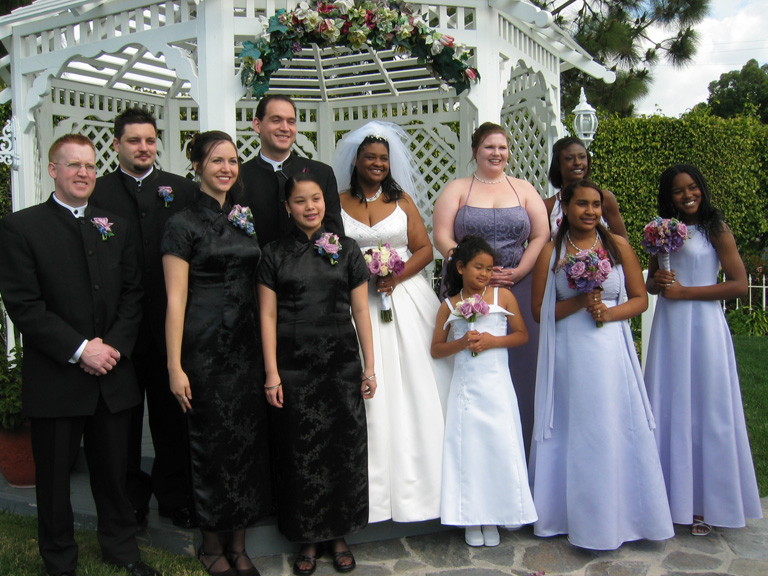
[257,226,370,542]
[161,193,271,531]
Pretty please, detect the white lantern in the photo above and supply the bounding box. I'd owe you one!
[572,87,598,148]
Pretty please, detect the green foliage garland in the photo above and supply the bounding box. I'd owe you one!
[240,0,480,98]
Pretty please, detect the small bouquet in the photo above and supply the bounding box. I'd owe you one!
[227,204,256,237]
[451,293,490,356]
[558,248,612,327]
[641,216,688,271]
[363,242,405,322]
[315,232,342,265]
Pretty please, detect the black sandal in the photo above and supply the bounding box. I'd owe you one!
[198,547,236,576]
[329,539,356,573]
[332,550,356,573]
[226,548,261,576]
[292,544,321,576]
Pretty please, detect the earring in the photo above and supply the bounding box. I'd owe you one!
[287,213,292,219]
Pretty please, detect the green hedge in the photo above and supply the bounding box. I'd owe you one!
[589,109,768,268]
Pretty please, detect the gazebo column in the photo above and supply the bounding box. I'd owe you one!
[196,0,242,137]
[465,6,503,126]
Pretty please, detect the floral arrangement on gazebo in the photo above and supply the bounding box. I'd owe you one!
[240,0,480,98]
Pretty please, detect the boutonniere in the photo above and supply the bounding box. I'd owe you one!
[315,232,342,265]
[227,204,256,237]
[91,217,115,241]
[158,186,174,207]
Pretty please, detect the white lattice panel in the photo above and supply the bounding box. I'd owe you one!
[501,66,549,194]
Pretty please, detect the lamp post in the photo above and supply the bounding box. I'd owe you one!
[572,87,598,148]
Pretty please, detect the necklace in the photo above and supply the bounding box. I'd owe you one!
[460,285,488,301]
[566,231,598,252]
[473,173,506,185]
[364,188,383,202]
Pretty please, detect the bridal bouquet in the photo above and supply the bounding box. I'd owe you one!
[641,216,688,271]
[558,248,612,327]
[451,293,490,356]
[363,242,405,322]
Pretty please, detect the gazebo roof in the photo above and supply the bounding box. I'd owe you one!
[0,0,614,104]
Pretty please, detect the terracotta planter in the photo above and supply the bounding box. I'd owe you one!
[0,421,36,488]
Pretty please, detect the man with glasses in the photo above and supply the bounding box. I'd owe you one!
[240,95,343,246]
[0,134,161,576]
[91,108,198,531]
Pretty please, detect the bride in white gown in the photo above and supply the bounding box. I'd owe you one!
[333,121,451,523]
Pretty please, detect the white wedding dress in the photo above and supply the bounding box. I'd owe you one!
[342,204,452,523]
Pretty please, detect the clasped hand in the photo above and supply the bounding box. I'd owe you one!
[376,275,397,296]
[489,266,515,288]
[653,269,684,299]
[462,330,494,354]
[584,289,611,323]
[79,337,120,376]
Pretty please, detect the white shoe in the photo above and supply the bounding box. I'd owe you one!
[502,524,523,532]
[464,526,484,547]
[482,525,500,547]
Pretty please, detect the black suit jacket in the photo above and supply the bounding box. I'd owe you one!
[0,196,143,418]
[91,168,198,354]
[239,153,343,247]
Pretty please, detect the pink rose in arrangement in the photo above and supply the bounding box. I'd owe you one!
[363,242,405,322]
[91,217,114,241]
[315,232,342,265]
[558,247,612,327]
[569,260,586,277]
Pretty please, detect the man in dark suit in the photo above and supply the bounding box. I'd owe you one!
[0,134,161,576]
[90,108,198,530]
[239,94,343,246]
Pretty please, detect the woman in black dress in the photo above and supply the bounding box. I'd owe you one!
[257,173,375,575]
[163,131,270,576]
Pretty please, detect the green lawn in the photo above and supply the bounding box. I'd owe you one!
[0,510,207,575]
[0,335,765,574]
[735,334,768,496]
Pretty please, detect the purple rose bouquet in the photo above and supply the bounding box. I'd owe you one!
[227,204,256,237]
[641,216,688,271]
[91,217,114,241]
[558,248,612,327]
[315,232,342,265]
[157,186,174,207]
[451,293,490,356]
[363,242,405,322]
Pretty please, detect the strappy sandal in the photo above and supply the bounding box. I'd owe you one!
[329,539,356,573]
[692,516,712,537]
[226,548,261,576]
[293,544,322,576]
[198,547,236,576]
[332,550,356,573]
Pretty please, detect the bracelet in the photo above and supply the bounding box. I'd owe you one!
[361,374,376,382]
[264,383,282,390]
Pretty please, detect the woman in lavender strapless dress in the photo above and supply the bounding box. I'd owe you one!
[433,122,549,458]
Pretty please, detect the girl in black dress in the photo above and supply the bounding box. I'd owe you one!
[163,131,270,576]
[257,173,375,575]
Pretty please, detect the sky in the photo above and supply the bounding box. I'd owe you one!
[634,0,768,117]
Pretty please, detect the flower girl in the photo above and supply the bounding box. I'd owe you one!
[431,235,537,547]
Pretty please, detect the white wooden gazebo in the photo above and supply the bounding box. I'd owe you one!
[0,0,614,227]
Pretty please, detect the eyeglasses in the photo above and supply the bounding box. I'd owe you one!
[52,162,97,174]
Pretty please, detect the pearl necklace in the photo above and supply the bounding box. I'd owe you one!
[460,285,488,301]
[364,188,383,202]
[473,173,506,185]
[566,231,598,252]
